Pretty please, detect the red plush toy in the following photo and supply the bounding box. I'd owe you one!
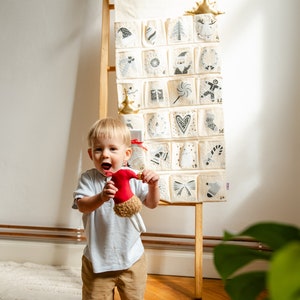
[105,168,146,232]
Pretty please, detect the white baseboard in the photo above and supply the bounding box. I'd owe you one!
[0,240,267,278]
[0,240,85,268]
[146,248,218,278]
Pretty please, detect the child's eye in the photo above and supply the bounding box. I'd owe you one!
[94,148,102,152]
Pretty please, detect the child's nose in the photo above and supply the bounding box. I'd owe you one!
[102,149,110,157]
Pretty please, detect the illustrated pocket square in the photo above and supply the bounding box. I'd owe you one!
[142,49,168,77]
[170,174,198,202]
[171,110,198,137]
[199,172,226,201]
[166,15,193,44]
[194,14,219,42]
[116,50,142,79]
[199,139,225,169]
[198,76,223,104]
[158,175,171,202]
[142,19,166,47]
[128,144,146,171]
[145,142,171,170]
[172,141,199,170]
[198,107,224,136]
[144,79,169,108]
[117,81,143,112]
[169,47,194,76]
[168,77,196,106]
[195,46,221,74]
[115,21,141,49]
[145,111,171,139]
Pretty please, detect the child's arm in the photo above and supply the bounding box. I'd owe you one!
[76,180,117,214]
[141,169,160,209]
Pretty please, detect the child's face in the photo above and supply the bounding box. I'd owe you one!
[88,135,132,176]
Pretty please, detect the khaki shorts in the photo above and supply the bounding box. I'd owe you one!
[81,254,147,300]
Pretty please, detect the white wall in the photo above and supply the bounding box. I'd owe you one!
[0,0,299,239]
[0,0,100,228]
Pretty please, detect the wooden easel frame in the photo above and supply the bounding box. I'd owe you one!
[99,1,203,298]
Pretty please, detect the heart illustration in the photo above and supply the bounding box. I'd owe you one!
[175,114,191,133]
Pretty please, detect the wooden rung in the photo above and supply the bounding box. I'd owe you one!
[159,200,197,206]
[107,66,116,72]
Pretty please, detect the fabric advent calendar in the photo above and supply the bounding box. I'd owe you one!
[114,3,226,203]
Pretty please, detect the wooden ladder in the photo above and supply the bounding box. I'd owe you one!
[99,1,203,298]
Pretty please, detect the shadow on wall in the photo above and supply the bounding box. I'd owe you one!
[57,1,102,228]
[0,1,104,229]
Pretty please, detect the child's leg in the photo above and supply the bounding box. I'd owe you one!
[116,253,147,300]
[81,255,117,300]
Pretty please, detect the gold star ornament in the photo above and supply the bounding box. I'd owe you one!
[185,0,224,16]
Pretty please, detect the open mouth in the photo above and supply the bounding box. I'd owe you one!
[101,162,112,170]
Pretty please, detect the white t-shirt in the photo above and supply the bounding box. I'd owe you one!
[73,168,148,273]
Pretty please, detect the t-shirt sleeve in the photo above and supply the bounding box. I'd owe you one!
[72,171,97,209]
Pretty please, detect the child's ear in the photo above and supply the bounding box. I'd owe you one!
[88,148,93,160]
[125,147,132,160]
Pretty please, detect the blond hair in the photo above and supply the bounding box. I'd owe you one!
[88,118,131,148]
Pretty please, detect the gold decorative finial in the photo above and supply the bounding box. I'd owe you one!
[185,0,224,16]
[118,88,140,114]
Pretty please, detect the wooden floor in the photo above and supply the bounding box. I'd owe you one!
[115,275,230,300]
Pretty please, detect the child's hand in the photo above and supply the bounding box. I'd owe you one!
[142,169,160,209]
[101,180,118,201]
[141,169,159,187]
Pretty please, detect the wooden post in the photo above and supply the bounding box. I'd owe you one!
[99,0,110,118]
[195,203,203,299]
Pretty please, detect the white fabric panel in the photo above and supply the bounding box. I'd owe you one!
[114,1,226,203]
[114,0,196,21]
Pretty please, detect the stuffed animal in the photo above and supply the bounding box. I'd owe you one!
[105,168,146,232]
